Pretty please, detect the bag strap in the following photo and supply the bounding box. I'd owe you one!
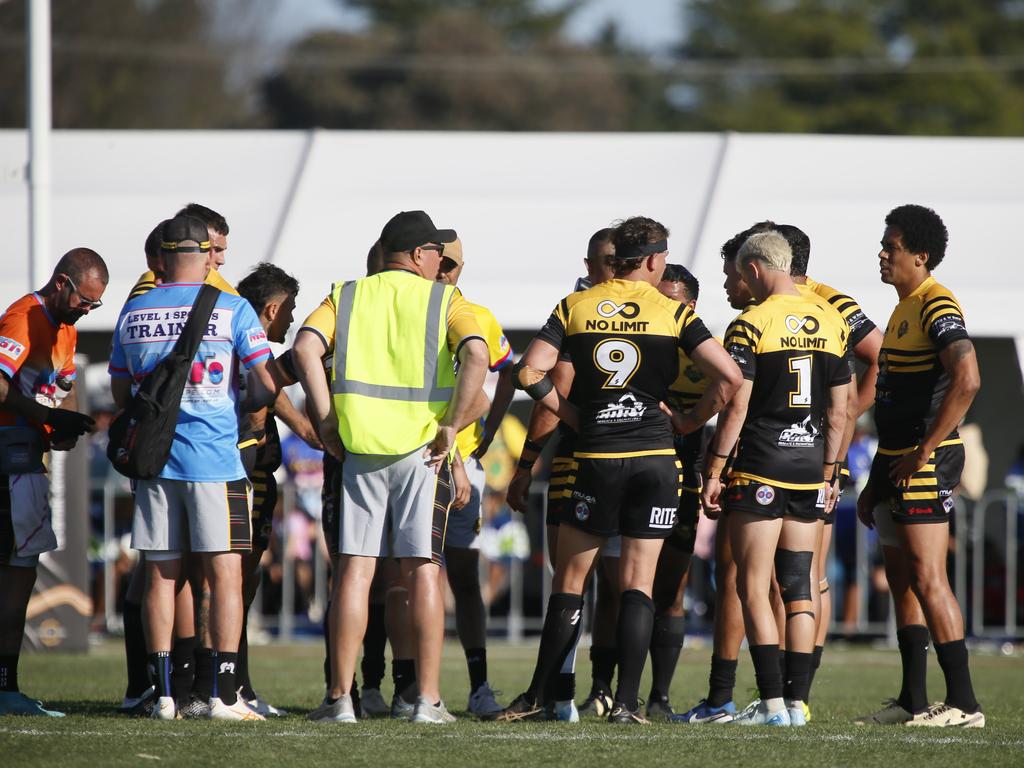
[173,283,221,361]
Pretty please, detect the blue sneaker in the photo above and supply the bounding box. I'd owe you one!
[671,698,737,724]
[730,699,790,726]
[0,691,65,717]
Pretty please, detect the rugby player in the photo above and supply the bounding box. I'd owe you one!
[506,228,616,721]
[703,231,848,726]
[855,204,983,727]
[645,264,705,719]
[0,249,106,717]
[498,216,741,724]
[436,238,515,717]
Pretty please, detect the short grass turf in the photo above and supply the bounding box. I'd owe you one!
[3,641,1022,767]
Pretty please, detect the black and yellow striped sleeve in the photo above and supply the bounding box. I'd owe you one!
[127,270,157,300]
[676,305,713,356]
[535,298,568,350]
[724,317,760,379]
[826,292,875,348]
[921,291,968,349]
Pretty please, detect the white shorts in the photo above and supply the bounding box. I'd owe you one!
[445,458,486,550]
[340,448,453,564]
[132,477,252,554]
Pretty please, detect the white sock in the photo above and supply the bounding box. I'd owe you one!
[765,697,786,713]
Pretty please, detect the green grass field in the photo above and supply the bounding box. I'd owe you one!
[2,640,1022,767]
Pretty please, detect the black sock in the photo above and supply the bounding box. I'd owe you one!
[351,675,362,717]
[589,646,616,697]
[236,618,254,701]
[613,589,655,712]
[323,601,331,690]
[707,655,737,708]
[649,615,685,701]
[526,593,584,703]
[749,644,783,701]
[192,647,215,700]
[0,653,19,692]
[783,650,813,702]
[170,636,196,704]
[778,647,787,681]
[212,651,238,705]
[123,600,150,698]
[896,624,930,714]
[806,645,824,701]
[361,602,387,690]
[554,608,584,701]
[392,658,417,703]
[148,651,172,699]
[466,647,488,693]
[935,639,979,713]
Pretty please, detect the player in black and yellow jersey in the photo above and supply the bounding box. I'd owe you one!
[702,231,849,727]
[506,228,618,721]
[644,264,707,719]
[855,205,983,728]
[498,216,741,725]
[777,223,883,707]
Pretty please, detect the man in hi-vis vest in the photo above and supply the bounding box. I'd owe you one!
[293,211,488,724]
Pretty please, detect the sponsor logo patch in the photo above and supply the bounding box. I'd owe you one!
[755,485,776,505]
[596,300,640,319]
[649,506,677,529]
[942,497,955,513]
[906,506,932,516]
[595,392,646,424]
[247,327,268,345]
[778,415,820,447]
[0,336,25,360]
[785,314,820,334]
[574,501,590,521]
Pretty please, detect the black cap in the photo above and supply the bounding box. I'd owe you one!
[161,215,210,254]
[379,210,456,253]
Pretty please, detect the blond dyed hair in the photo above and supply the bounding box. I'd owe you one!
[737,231,792,272]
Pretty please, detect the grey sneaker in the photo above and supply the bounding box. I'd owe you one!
[361,687,389,718]
[646,696,675,720]
[390,693,415,720]
[307,694,357,723]
[411,696,456,724]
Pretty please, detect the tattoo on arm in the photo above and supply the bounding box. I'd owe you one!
[947,338,974,363]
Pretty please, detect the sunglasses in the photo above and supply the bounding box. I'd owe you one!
[418,243,445,254]
[63,274,103,310]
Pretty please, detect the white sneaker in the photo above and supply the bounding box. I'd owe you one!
[209,696,265,721]
[554,699,580,722]
[785,699,806,726]
[307,694,357,723]
[467,682,504,718]
[360,687,389,718]
[906,702,985,728]
[240,689,287,718]
[730,699,790,726]
[853,698,913,725]
[151,696,177,721]
[412,697,456,724]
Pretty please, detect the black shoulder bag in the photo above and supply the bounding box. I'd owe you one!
[107,284,221,479]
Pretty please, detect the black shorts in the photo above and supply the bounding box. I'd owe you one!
[565,454,681,539]
[0,473,12,565]
[868,442,964,524]
[546,454,577,527]
[724,477,824,521]
[665,488,700,553]
[250,469,278,552]
[321,452,342,555]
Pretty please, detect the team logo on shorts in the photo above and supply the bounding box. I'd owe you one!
[649,507,677,529]
[943,497,954,513]
[755,485,776,505]
[575,501,590,521]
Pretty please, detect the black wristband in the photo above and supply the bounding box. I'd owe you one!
[524,376,553,401]
[709,450,730,460]
[517,457,536,470]
[523,438,545,453]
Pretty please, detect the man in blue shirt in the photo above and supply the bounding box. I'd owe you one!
[110,215,279,721]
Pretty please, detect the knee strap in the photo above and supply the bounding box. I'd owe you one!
[775,549,814,619]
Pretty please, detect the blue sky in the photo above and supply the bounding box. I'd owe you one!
[266,0,684,51]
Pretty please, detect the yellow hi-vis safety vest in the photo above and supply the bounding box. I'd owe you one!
[330,270,456,455]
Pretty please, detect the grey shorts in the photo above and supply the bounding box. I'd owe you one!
[0,472,50,567]
[445,457,486,550]
[339,448,454,564]
[132,477,252,554]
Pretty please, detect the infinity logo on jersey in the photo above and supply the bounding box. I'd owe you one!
[596,300,640,319]
[755,485,776,505]
[784,315,820,334]
[649,507,677,529]
[0,336,25,360]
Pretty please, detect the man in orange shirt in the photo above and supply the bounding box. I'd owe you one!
[0,248,107,717]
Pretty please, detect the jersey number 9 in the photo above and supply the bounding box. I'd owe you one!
[594,338,641,388]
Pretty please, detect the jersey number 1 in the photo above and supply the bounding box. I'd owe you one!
[594,338,641,388]
[788,355,812,407]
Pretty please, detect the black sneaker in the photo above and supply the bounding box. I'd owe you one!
[495,692,544,722]
[578,691,614,718]
[608,703,650,725]
[178,694,212,719]
[118,686,157,718]
[646,695,675,720]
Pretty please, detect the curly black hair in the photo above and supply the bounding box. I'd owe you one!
[720,220,777,261]
[610,216,669,276]
[775,224,811,276]
[885,204,948,269]
[237,262,299,313]
[661,263,700,302]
